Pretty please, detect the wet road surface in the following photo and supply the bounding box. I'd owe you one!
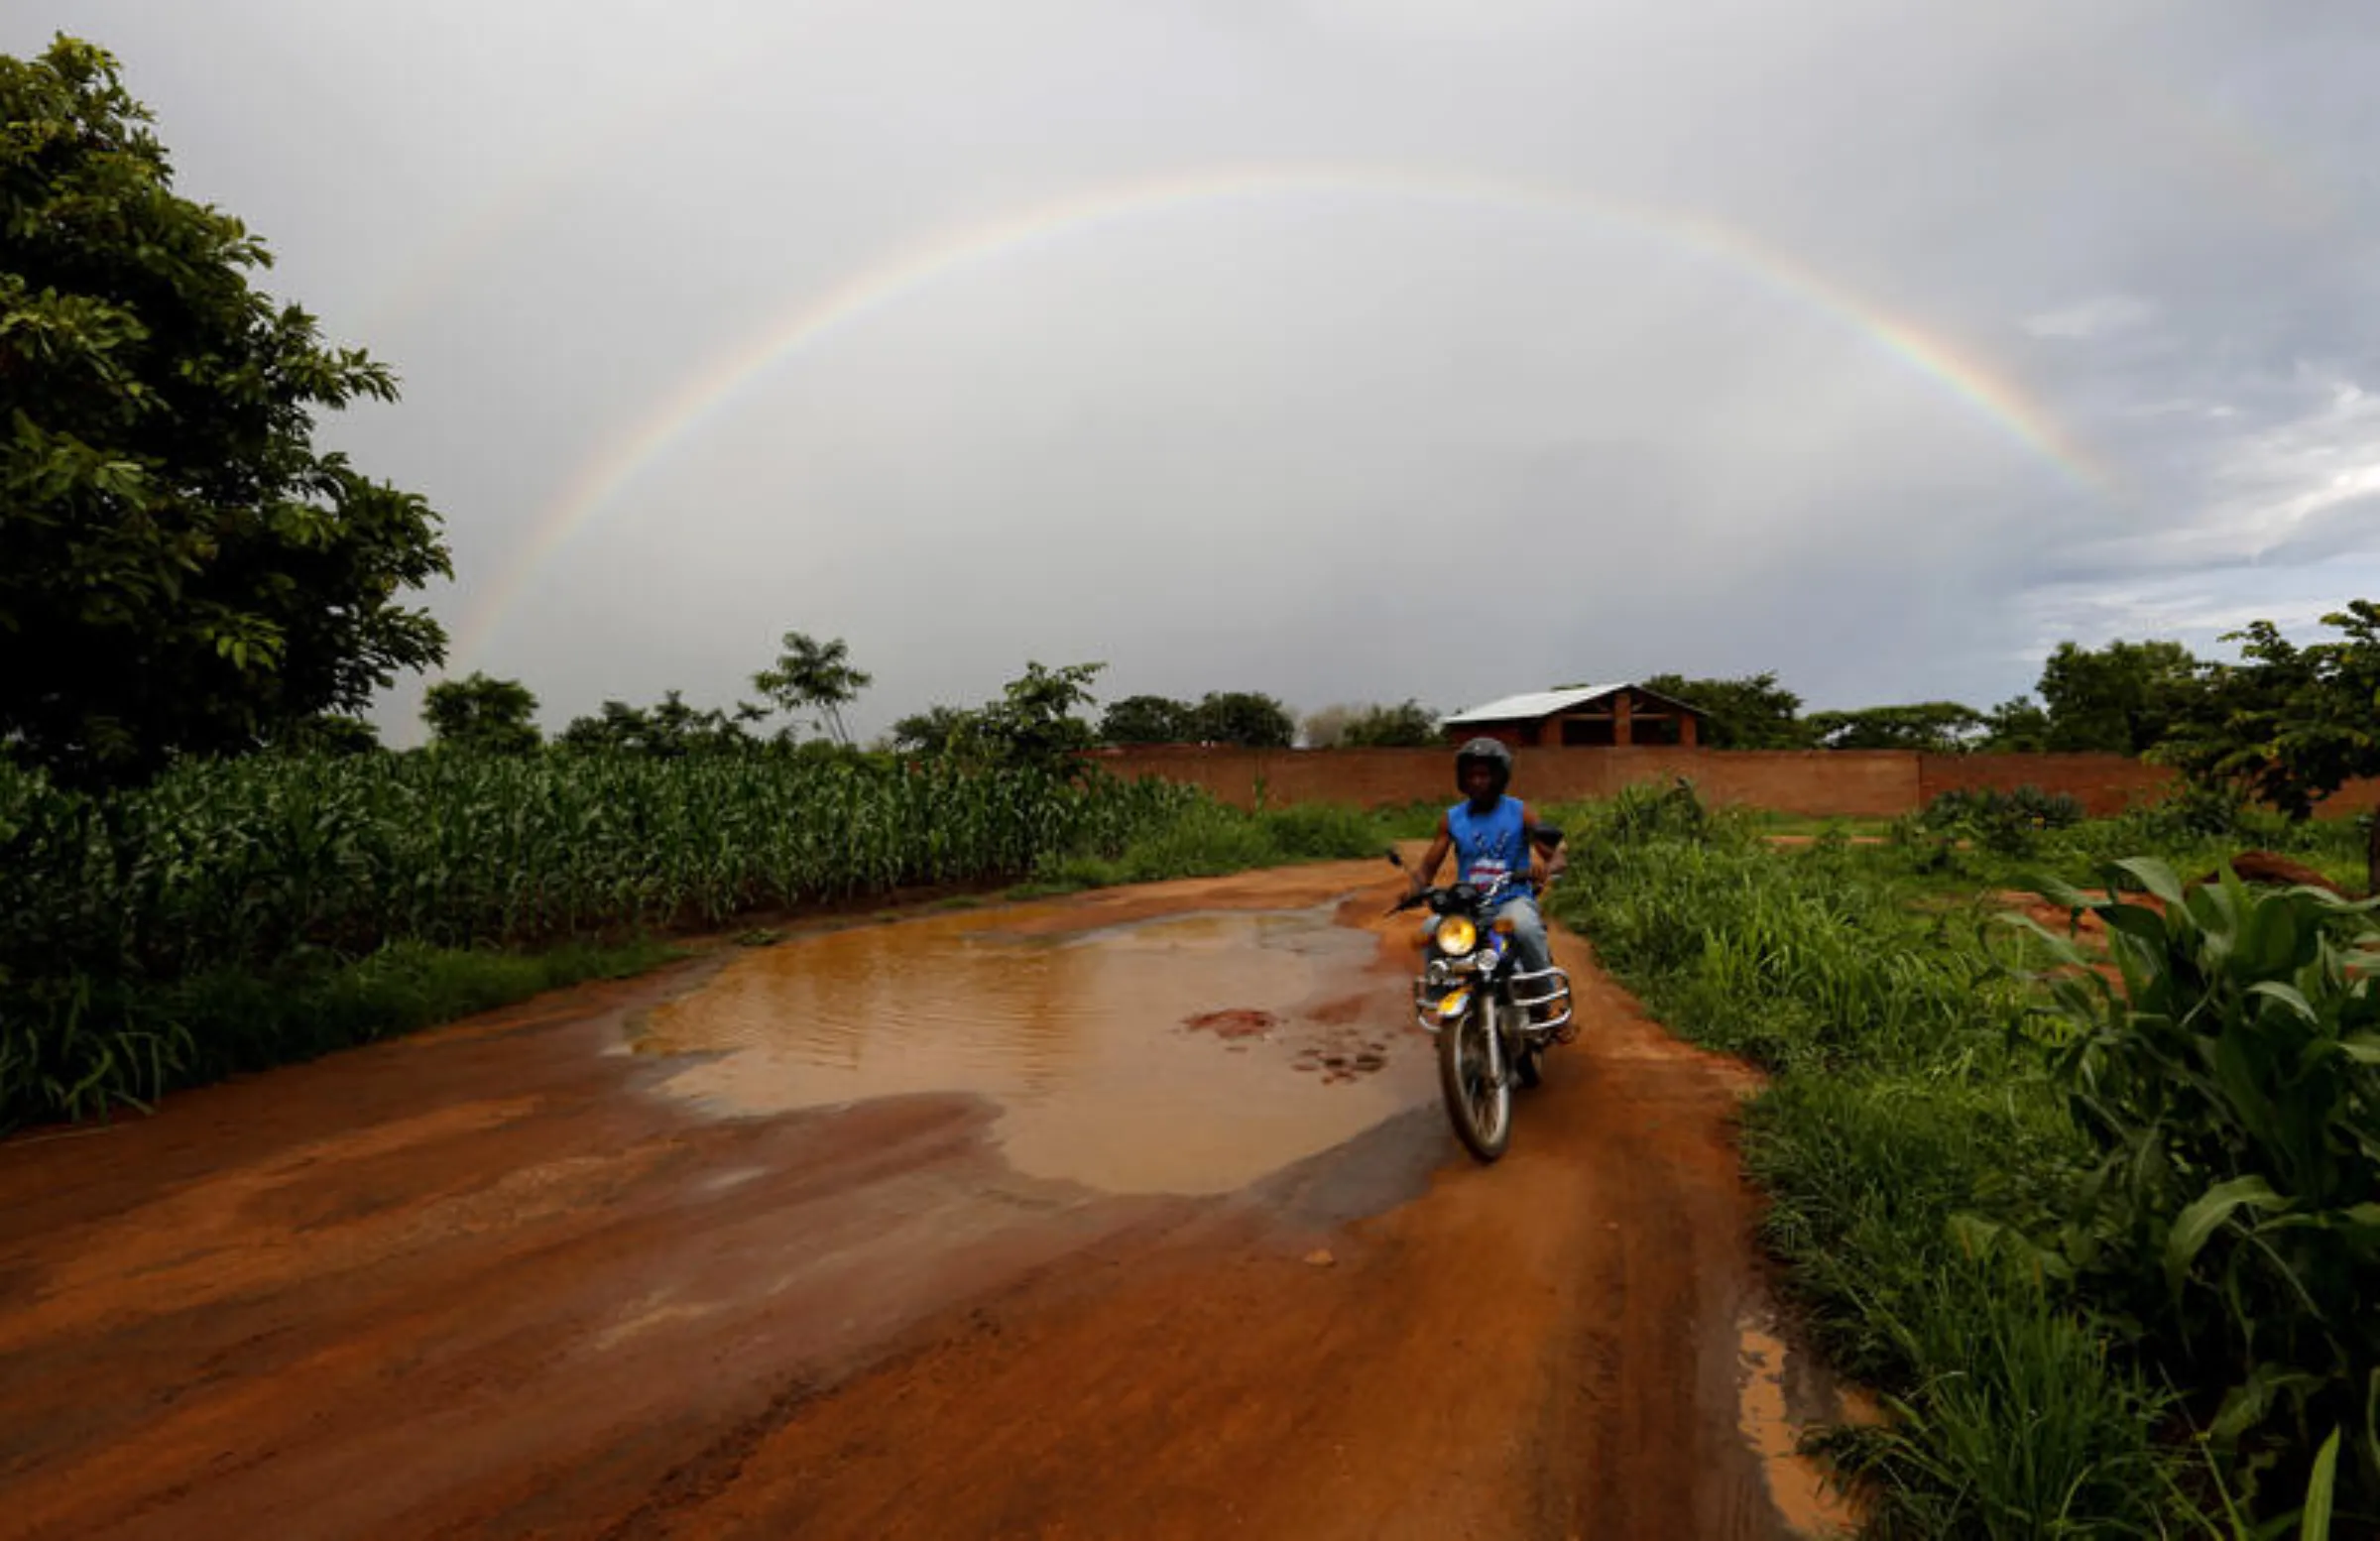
[0,860,1860,1539]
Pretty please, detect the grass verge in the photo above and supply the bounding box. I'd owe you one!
[1542,781,2376,1536]
[1018,798,1398,893]
[7,935,683,1133]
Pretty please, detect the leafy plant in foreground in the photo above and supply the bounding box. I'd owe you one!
[2004,859,2380,1520]
[1922,784,2085,857]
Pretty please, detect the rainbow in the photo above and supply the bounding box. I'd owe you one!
[449,163,2121,665]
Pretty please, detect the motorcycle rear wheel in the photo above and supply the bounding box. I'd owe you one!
[1437,1002,1513,1162]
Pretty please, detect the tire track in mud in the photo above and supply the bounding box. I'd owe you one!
[0,861,1858,1539]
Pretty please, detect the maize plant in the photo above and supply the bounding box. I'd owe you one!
[2008,859,2380,1521]
[0,752,1202,1126]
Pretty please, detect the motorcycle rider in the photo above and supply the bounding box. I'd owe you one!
[1404,738,1560,977]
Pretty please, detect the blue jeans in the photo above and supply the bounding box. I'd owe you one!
[1493,894,1552,975]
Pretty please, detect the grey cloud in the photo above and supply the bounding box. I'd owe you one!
[7,0,2378,740]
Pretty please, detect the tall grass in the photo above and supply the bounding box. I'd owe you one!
[1547,783,2379,1535]
[1027,799,1387,889]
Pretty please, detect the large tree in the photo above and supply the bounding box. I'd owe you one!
[1806,701,1990,753]
[1100,694,1194,746]
[1980,695,2053,753]
[556,690,758,757]
[950,661,1105,775]
[1340,699,1441,748]
[1,38,450,783]
[2035,638,2203,755]
[1636,672,1811,749]
[889,704,974,757]
[2156,602,2380,890]
[421,672,539,756]
[752,632,870,748]
[1189,690,1295,750]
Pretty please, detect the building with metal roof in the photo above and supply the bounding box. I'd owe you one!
[1442,682,1708,748]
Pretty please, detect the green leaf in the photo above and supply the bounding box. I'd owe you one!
[2113,855,2189,910]
[2167,1175,2292,1291]
[2247,980,2320,1026]
[2236,891,2306,978]
[2298,1427,2338,1541]
[2211,1363,2328,1446]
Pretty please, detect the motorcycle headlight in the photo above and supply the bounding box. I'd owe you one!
[1433,915,1478,955]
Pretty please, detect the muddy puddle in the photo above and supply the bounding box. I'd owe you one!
[637,901,1435,1194]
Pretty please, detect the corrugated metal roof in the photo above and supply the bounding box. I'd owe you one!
[1442,683,1631,725]
[1441,681,1709,726]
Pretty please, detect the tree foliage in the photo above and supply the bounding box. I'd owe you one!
[752,632,869,747]
[0,38,450,784]
[1980,695,2053,753]
[2035,639,2204,755]
[2157,602,2380,826]
[1190,690,1295,749]
[889,704,973,757]
[1100,694,1195,745]
[955,661,1105,774]
[1340,698,1441,747]
[1638,672,1810,749]
[1807,701,1989,753]
[556,690,759,757]
[274,714,382,757]
[420,672,539,756]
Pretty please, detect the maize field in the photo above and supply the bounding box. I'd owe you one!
[0,752,1205,1125]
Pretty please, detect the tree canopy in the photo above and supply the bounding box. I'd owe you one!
[889,704,974,757]
[1637,672,1809,749]
[951,661,1106,774]
[2156,603,2380,821]
[1339,699,1441,747]
[1806,701,1990,753]
[1100,694,1195,746]
[1,38,450,784]
[1098,690,1296,748]
[2035,639,2203,755]
[556,691,760,757]
[1190,691,1295,750]
[752,632,870,747]
[420,672,540,756]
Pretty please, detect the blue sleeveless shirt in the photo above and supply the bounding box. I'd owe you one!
[1447,795,1532,908]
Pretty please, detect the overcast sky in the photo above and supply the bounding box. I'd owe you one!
[12,2,2378,743]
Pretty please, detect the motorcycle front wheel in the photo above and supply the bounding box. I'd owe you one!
[1438,1001,1513,1162]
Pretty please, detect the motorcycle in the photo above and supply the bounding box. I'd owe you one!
[1387,840,1575,1162]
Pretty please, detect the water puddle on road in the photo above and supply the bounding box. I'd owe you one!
[1738,1311,1865,1537]
[637,902,1435,1194]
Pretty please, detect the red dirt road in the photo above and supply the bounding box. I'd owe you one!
[0,862,1857,1539]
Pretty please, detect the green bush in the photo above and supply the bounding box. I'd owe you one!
[1923,784,2086,857]
[2007,860,2380,1516]
[1255,801,1387,861]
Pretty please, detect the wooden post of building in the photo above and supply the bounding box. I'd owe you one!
[1613,691,1633,747]
[1678,711,1697,748]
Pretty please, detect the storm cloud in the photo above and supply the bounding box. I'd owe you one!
[12,0,2377,740]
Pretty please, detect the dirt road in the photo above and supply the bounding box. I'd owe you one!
[0,861,1858,1539]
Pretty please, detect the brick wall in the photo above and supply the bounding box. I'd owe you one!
[1917,753,2177,817]
[1093,746,1914,813]
[1095,746,2380,821]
